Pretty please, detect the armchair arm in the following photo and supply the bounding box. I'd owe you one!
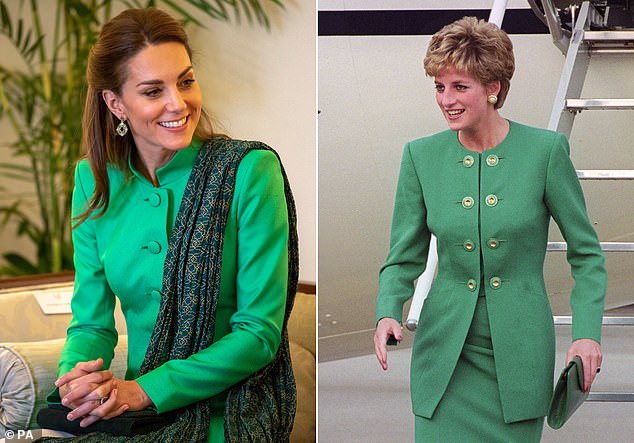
[287,292,316,442]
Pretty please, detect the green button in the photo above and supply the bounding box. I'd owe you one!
[146,193,162,207]
[146,241,162,254]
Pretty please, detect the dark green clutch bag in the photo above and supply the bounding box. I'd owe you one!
[547,356,589,429]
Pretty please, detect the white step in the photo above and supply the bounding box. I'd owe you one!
[583,30,634,53]
[547,242,634,252]
[566,98,634,110]
[584,30,634,43]
[576,170,634,180]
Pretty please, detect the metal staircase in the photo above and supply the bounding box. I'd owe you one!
[533,0,634,403]
[541,2,634,134]
[536,0,634,284]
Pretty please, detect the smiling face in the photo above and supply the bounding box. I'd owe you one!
[102,42,202,161]
[434,65,499,133]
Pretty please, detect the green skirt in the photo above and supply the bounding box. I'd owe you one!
[415,296,544,443]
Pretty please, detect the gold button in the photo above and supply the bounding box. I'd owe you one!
[486,154,499,166]
[486,194,498,207]
[488,239,499,249]
[490,277,502,289]
[464,240,475,252]
[463,155,474,168]
[467,279,477,291]
[462,197,474,209]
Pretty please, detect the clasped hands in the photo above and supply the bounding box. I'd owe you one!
[55,358,152,428]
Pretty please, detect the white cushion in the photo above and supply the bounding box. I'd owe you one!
[0,345,36,434]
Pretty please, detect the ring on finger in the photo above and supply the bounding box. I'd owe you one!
[99,396,109,405]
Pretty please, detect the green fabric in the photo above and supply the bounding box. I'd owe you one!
[415,298,545,442]
[376,121,607,423]
[48,138,294,442]
[136,137,297,442]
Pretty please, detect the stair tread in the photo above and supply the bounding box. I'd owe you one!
[566,98,634,109]
[584,30,634,41]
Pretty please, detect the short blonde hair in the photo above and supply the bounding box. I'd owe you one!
[423,17,515,109]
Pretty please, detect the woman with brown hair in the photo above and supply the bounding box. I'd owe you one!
[38,8,298,442]
[374,17,606,442]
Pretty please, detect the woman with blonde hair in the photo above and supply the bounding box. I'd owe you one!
[375,16,606,442]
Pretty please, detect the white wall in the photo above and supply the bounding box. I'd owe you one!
[0,1,316,283]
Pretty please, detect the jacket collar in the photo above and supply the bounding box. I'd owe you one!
[128,139,201,186]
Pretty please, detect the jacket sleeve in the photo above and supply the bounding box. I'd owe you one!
[544,133,607,342]
[136,150,289,413]
[376,143,431,324]
[57,162,119,376]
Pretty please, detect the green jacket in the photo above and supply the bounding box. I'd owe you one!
[376,121,607,423]
[58,142,289,442]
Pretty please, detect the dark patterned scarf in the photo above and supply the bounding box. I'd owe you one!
[40,138,298,442]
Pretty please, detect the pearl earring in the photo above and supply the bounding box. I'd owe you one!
[487,95,498,105]
[116,119,128,137]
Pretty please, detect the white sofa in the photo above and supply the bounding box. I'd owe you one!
[0,277,315,442]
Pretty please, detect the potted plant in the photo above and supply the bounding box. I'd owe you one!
[0,0,282,276]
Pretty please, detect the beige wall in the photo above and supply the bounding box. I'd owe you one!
[0,1,316,283]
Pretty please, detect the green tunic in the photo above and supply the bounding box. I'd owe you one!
[58,141,289,442]
[376,121,607,424]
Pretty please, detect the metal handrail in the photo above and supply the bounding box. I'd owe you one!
[577,170,634,179]
[588,393,634,402]
[527,0,570,53]
[547,242,634,252]
[553,315,634,326]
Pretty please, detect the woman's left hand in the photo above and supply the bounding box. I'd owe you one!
[66,378,153,428]
[566,338,602,392]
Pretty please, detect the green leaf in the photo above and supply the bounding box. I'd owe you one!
[22,33,45,64]
[0,1,12,38]
[1,252,39,275]
[0,171,33,182]
[17,217,42,244]
[16,17,23,46]
[193,0,229,20]
[0,202,24,226]
[162,0,207,27]
[121,0,153,8]
[0,162,33,173]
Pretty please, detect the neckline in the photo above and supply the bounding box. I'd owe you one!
[453,119,514,155]
[129,139,201,187]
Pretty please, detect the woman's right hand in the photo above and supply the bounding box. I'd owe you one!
[374,317,403,371]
